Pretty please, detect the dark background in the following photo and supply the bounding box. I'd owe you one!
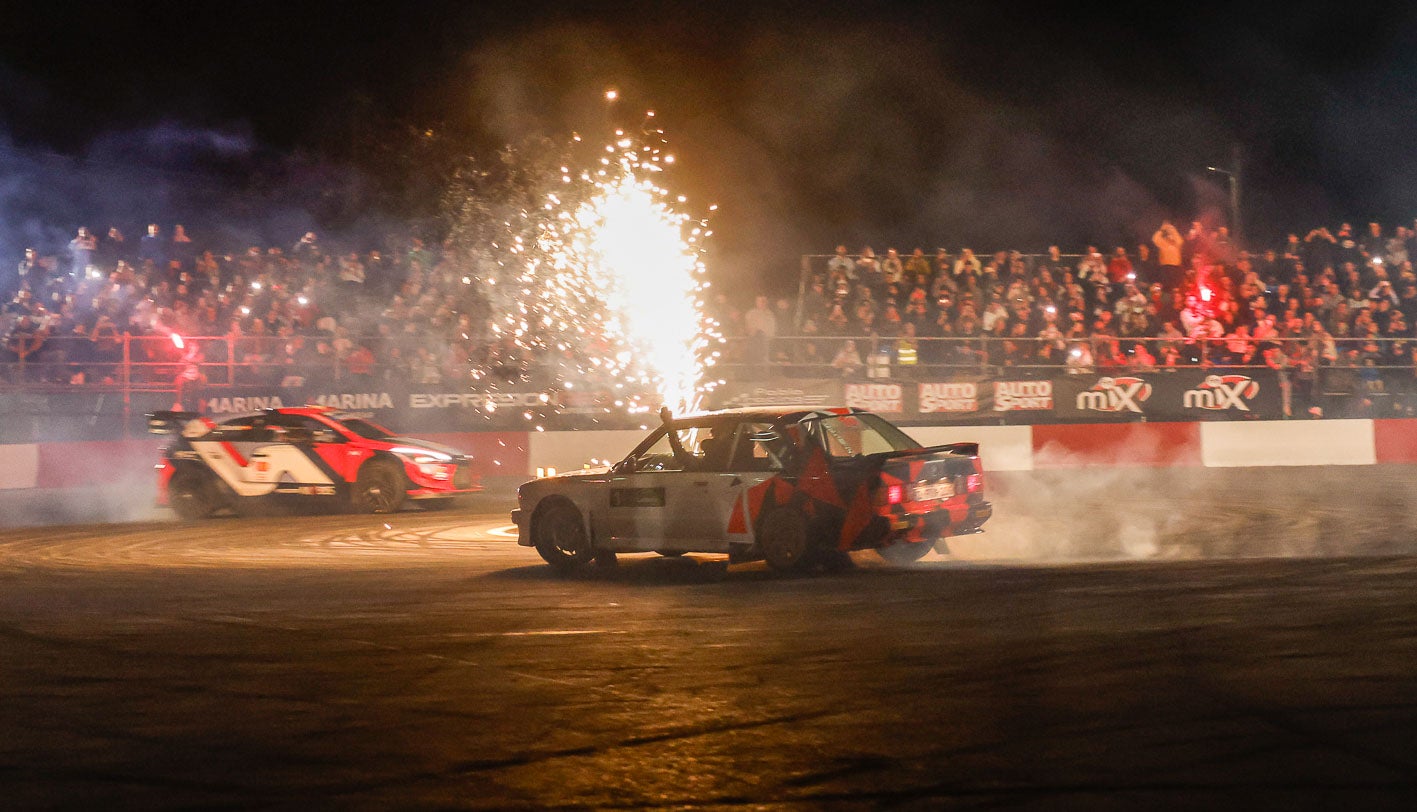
[5,1,1417,297]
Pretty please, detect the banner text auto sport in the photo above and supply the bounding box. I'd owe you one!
[0,370,1286,444]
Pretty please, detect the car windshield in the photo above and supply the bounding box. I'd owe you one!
[336,417,395,440]
[803,412,922,458]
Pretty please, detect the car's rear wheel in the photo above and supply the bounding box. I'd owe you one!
[169,467,220,520]
[759,508,814,573]
[533,501,594,572]
[876,540,933,565]
[352,458,406,514]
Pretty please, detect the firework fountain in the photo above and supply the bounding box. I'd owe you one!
[445,114,720,422]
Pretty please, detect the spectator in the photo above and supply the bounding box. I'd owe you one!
[140,224,166,269]
[170,224,196,271]
[1107,246,1134,286]
[881,248,904,286]
[1152,221,1184,288]
[99,227,128,267]
[830,339,862,376]
[67,227,97,278]
[826,244,854,277]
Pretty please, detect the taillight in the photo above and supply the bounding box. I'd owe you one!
[886,484,904,504]
[966,474,982,493]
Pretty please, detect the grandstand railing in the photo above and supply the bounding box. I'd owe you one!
[4,333,1410,389]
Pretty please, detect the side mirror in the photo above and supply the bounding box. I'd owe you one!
[611,457,636,474]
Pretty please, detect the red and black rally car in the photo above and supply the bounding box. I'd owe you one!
[149,406,481,518]
[512,407,991,572]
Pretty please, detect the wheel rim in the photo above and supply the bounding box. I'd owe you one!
[546,511,586,557]
[363,468,400,512]
[763,511,808,570]
[171,474,208,518]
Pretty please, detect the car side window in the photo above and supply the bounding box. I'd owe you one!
[627,425,726,472]
[632,430,690,472]
[213,416,271,443]
[728,422,788,472]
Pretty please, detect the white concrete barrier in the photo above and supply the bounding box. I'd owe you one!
[0,444,39,490]
[908,425,1034,471]
[1200,419,1376,467]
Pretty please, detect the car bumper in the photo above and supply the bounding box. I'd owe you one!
[511,508,531,546]
[882,499,992,543]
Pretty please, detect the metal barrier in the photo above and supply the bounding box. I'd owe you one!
[4,332,1406,384]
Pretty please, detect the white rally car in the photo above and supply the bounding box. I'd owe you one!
[513,407,991,573]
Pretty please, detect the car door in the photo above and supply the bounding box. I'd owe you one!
[711,421,792,546]
[657,420,789,550]
[244,414,339,492]
[599,427,685,546]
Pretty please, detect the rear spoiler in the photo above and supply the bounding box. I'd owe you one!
[146,411,206,435]
[872,442,980,462]
[933,442,979,458]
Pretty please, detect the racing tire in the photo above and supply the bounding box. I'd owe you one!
[759,508,813,574]
[815,547,857,573]
[533,501,595,572]
[876,540,933,566]
[169,468,221,520]
[352,458,407,514]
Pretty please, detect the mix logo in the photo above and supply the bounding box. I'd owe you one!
[1076,377,1153,413]
[1184,375,1261,411]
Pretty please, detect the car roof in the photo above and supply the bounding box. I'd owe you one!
[674,406,864,425]
[216,406,346,424]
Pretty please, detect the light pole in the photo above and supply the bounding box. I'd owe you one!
[1206,144,1243,250]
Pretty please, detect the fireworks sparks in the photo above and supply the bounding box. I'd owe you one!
[447,120,720,417]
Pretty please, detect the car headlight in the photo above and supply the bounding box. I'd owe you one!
[391,447,456,481]
[390,446,453,463]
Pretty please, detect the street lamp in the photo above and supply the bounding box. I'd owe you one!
[1206,144,1243,250]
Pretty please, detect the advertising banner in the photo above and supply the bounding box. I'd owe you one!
[1051,370,1282,421]
[844,382,905,415]
[0,367,1306,445]
[705,379,841,411]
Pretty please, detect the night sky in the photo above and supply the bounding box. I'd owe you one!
[5,1,1417,293]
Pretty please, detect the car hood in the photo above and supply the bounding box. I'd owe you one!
[377,437,469,459]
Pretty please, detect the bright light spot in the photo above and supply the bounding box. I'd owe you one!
[171,334,185,350]
[605,89,619,101]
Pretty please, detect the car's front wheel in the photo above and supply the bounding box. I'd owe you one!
[759,508,814,573]
[533,501,594,572]
[352,458,406,514]
[169,467,221,520]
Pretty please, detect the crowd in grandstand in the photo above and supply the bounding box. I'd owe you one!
[783,222,1417,396]
[7,215,1417,413]
[0,224,521,388]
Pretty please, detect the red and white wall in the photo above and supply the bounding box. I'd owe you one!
[1,420,1414,491]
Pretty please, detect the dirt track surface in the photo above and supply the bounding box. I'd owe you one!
[4,470,1417,809]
